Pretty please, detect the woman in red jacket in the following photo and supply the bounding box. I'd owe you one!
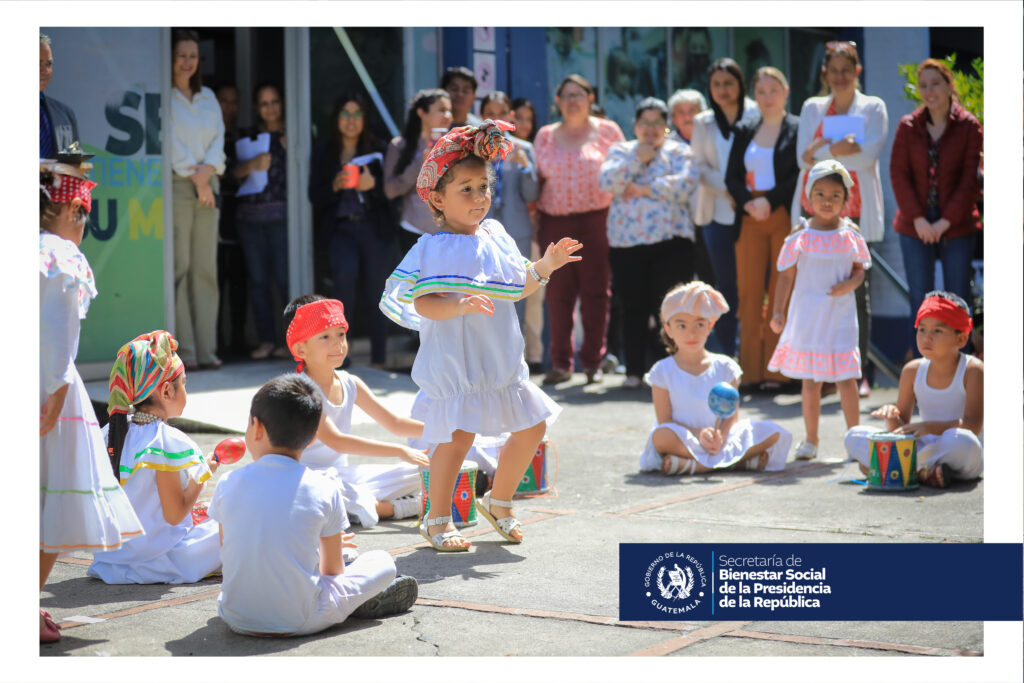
[890,59,982,343]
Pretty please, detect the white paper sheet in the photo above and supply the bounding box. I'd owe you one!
[235,132,271,197]
[822,114,866,143]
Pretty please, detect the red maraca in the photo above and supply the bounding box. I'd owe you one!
[213,437,246,465]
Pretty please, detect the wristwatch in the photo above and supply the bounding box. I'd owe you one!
[527,262,549,286]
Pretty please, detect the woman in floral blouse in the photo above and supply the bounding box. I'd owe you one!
[599,97,698,388]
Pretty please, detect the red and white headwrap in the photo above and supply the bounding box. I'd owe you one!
[43,172,98,213]
[285,298,349,373]
[915,295,972,334]
[416,119,516,204]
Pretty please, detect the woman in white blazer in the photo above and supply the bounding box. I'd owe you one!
[791,41,888,396]
[689,58,760,357]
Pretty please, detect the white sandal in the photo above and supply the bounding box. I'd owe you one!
[794,441,818,460]
[476,492,523,543]
[663,454,698,475]
[418,514,470,552]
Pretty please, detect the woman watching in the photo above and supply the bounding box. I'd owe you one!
[383,88,453,254]
[309,92,396,368]
[689,58,760,357]
[169,29,226,370]
[232,82,289,361]
[890,58,982,349]
[724,66,800,390]
[793,41,888,395]
[533,74,625,385]
[599,97,698,389]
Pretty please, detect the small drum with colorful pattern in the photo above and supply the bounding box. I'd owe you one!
[867,432,918,491]
[420,462,479,528]
[515,439,550,497]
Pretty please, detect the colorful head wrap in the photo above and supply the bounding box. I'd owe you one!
[661,281,730,323]
[40,161,98,213]
[285,298,349,373]
[804,159,854,201]
[108,331,185,416]
[416,119,516,204]
[915,295,972,334]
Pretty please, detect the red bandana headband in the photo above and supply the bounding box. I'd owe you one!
[44,173,98,213]
[416,119,516,204]
[915,296,972,334]
[286,299,349,372]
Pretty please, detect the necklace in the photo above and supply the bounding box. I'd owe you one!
[131,411,163,425]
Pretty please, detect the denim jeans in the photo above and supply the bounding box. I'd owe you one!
[898,231,975,327]
[700,221,740,357]
[237,218,289,345]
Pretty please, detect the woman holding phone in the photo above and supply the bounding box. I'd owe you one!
[383,88,453,253]
[309,92,395,368]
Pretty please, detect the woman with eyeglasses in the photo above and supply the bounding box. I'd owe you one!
[309,92,396,368]
[232,82,290,361]
[890,59,982,356]
[599,97,698,389]
[724,66,800,392]
[533,74,625,385]
[792,41,888,396]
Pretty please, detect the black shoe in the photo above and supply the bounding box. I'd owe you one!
[351,575,418,619]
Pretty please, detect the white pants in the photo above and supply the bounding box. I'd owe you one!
[844,426,983,480]
[225,550,397,637]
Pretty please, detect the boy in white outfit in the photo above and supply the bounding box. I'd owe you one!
[845,291,982,488]
[208,374,418,636]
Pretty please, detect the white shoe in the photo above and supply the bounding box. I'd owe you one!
[622,375,643,389]
[389,494,421,520]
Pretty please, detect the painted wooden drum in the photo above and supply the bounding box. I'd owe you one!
[867,432,919,491]
[515,439,550,497]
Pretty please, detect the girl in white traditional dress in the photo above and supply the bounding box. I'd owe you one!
[640,281,792,475]
[380,119,581,551]
[87,331,222,584]
[39,159,144,642]
[768,159,871,460]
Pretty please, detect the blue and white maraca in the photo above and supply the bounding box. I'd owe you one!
[708,382,740,420]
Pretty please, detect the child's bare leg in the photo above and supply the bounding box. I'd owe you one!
[489,421,547,541]
[40,550,58,592]
[801,380,822,444]
[376,499,394,519]
[427,431,474,548]
[735,432,780,470]
[836,378,860,429]
[651,428,712,475]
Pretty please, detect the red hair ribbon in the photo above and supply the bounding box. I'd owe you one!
[915,296,972,334]
[285,299,349,372]
[416,119,515,204]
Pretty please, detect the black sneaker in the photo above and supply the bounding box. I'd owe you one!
[351,575,418,619]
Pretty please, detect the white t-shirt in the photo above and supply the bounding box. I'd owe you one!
[208,454,346,634]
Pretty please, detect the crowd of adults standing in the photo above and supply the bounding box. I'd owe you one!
[45,31,982,388]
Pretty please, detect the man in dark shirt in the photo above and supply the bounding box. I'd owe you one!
[40,34,80,158]
[440,66,482,128]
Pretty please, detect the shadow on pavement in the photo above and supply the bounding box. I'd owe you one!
[40,633,111,656]
[398,544,526,586]
[164,615,379,656]
[41,575,219,609]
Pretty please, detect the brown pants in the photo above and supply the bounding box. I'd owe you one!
[735,205,790,385]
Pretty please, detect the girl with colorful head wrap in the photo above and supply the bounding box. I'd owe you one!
[767,159,871,461]
[380,120,582,551]
[640,281,792,476]
[87,330,222,584]
[39,158,143,642]
[845,291,983,489]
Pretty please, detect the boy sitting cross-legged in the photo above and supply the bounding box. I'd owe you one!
[208,374,418,636]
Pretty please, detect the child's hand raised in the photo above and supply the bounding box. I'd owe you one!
[870,404,901,421]
[543,237,584,270]
[399,446,431,468]
[456,294,494,317]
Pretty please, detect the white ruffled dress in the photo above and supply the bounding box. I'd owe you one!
[767,219,871,381]
[39,232,144,553]
[380,219,560,444]
[301,370,421,528]
[88,421,221,584]
[639,354,792,472]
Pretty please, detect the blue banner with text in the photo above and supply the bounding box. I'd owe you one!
[619,543,1023,621]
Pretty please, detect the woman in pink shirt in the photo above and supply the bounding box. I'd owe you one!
[534,75,625,385]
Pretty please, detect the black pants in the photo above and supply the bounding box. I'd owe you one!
[609,237,696,378]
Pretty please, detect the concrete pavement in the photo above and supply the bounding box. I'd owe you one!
[52,358,985,669]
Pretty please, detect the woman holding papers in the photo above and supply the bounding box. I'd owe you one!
[792,41,888,395]
[169,29,226,370]
[233,82,290,361]
[309,92,396,368]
